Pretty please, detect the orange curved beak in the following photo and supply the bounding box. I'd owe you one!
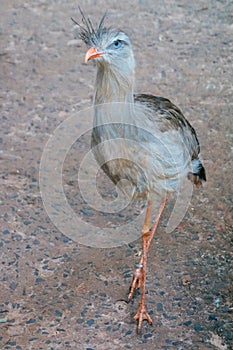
[85,47,104,63]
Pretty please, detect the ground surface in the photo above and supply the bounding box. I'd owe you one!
[0,1,232,349]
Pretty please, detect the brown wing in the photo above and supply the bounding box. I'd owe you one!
[134,94,206,184]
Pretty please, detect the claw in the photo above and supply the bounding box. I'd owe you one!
[134,305,153,332]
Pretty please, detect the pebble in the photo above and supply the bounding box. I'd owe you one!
[157,303,163,311]
[86,319,95,326]
[9,282,18,290]
[7,341,16,346]
[54,310,62,317]
[77,318,84,324]
[35,277,44,283]
[186,308,195,316]
[33,239,40,245]
[80,208,94,217]
[23,220,32,225]
[123,270,132,279]
[144,332,153,339]
[26,318,36,324]
[125,249,133,257]
[194,323,203,332]
[208,314,217,321]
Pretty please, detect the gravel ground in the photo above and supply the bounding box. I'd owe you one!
[1,1,232,349]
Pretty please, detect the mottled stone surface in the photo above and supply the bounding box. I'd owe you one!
[1,1,232,349]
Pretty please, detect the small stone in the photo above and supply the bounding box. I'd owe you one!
[23,220,32,225]
[7,341,17,346]
[186,308,195,316]
[54,310,62,317]
[77,318,84,324]
[165,339,172,344]
[35,277,44,283]
[33,239,40,245]
[181,275,192,286]
[128,243,135,248]
[9,282,18,290]
[144,332,153,339]
[157,303,163,311]
[125,249,133,257]
[26,318,36,324]
[194,323,203,332]
[208,314,217,321]
[86,319,95,326]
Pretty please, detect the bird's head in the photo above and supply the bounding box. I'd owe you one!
[72,9,135,76]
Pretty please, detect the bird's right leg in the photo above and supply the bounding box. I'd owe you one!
[128,200,152,301]
[128,197,167,331]
[128,196,167,303]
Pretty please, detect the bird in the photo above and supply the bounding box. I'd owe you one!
[72,9,206,332]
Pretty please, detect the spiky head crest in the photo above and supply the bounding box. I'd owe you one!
[71,7,108,47]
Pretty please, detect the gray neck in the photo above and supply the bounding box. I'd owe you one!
[94,63,134,104]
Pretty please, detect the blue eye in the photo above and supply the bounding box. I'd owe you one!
[113,40,122,49]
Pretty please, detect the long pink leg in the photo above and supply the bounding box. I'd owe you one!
[128,197,167,331]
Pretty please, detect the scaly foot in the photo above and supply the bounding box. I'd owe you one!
[134,304,153,332]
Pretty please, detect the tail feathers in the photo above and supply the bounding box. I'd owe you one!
[196,165,206,182]
[188,161,206,187]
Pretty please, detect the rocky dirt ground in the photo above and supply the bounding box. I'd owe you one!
[0,0,232,349]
